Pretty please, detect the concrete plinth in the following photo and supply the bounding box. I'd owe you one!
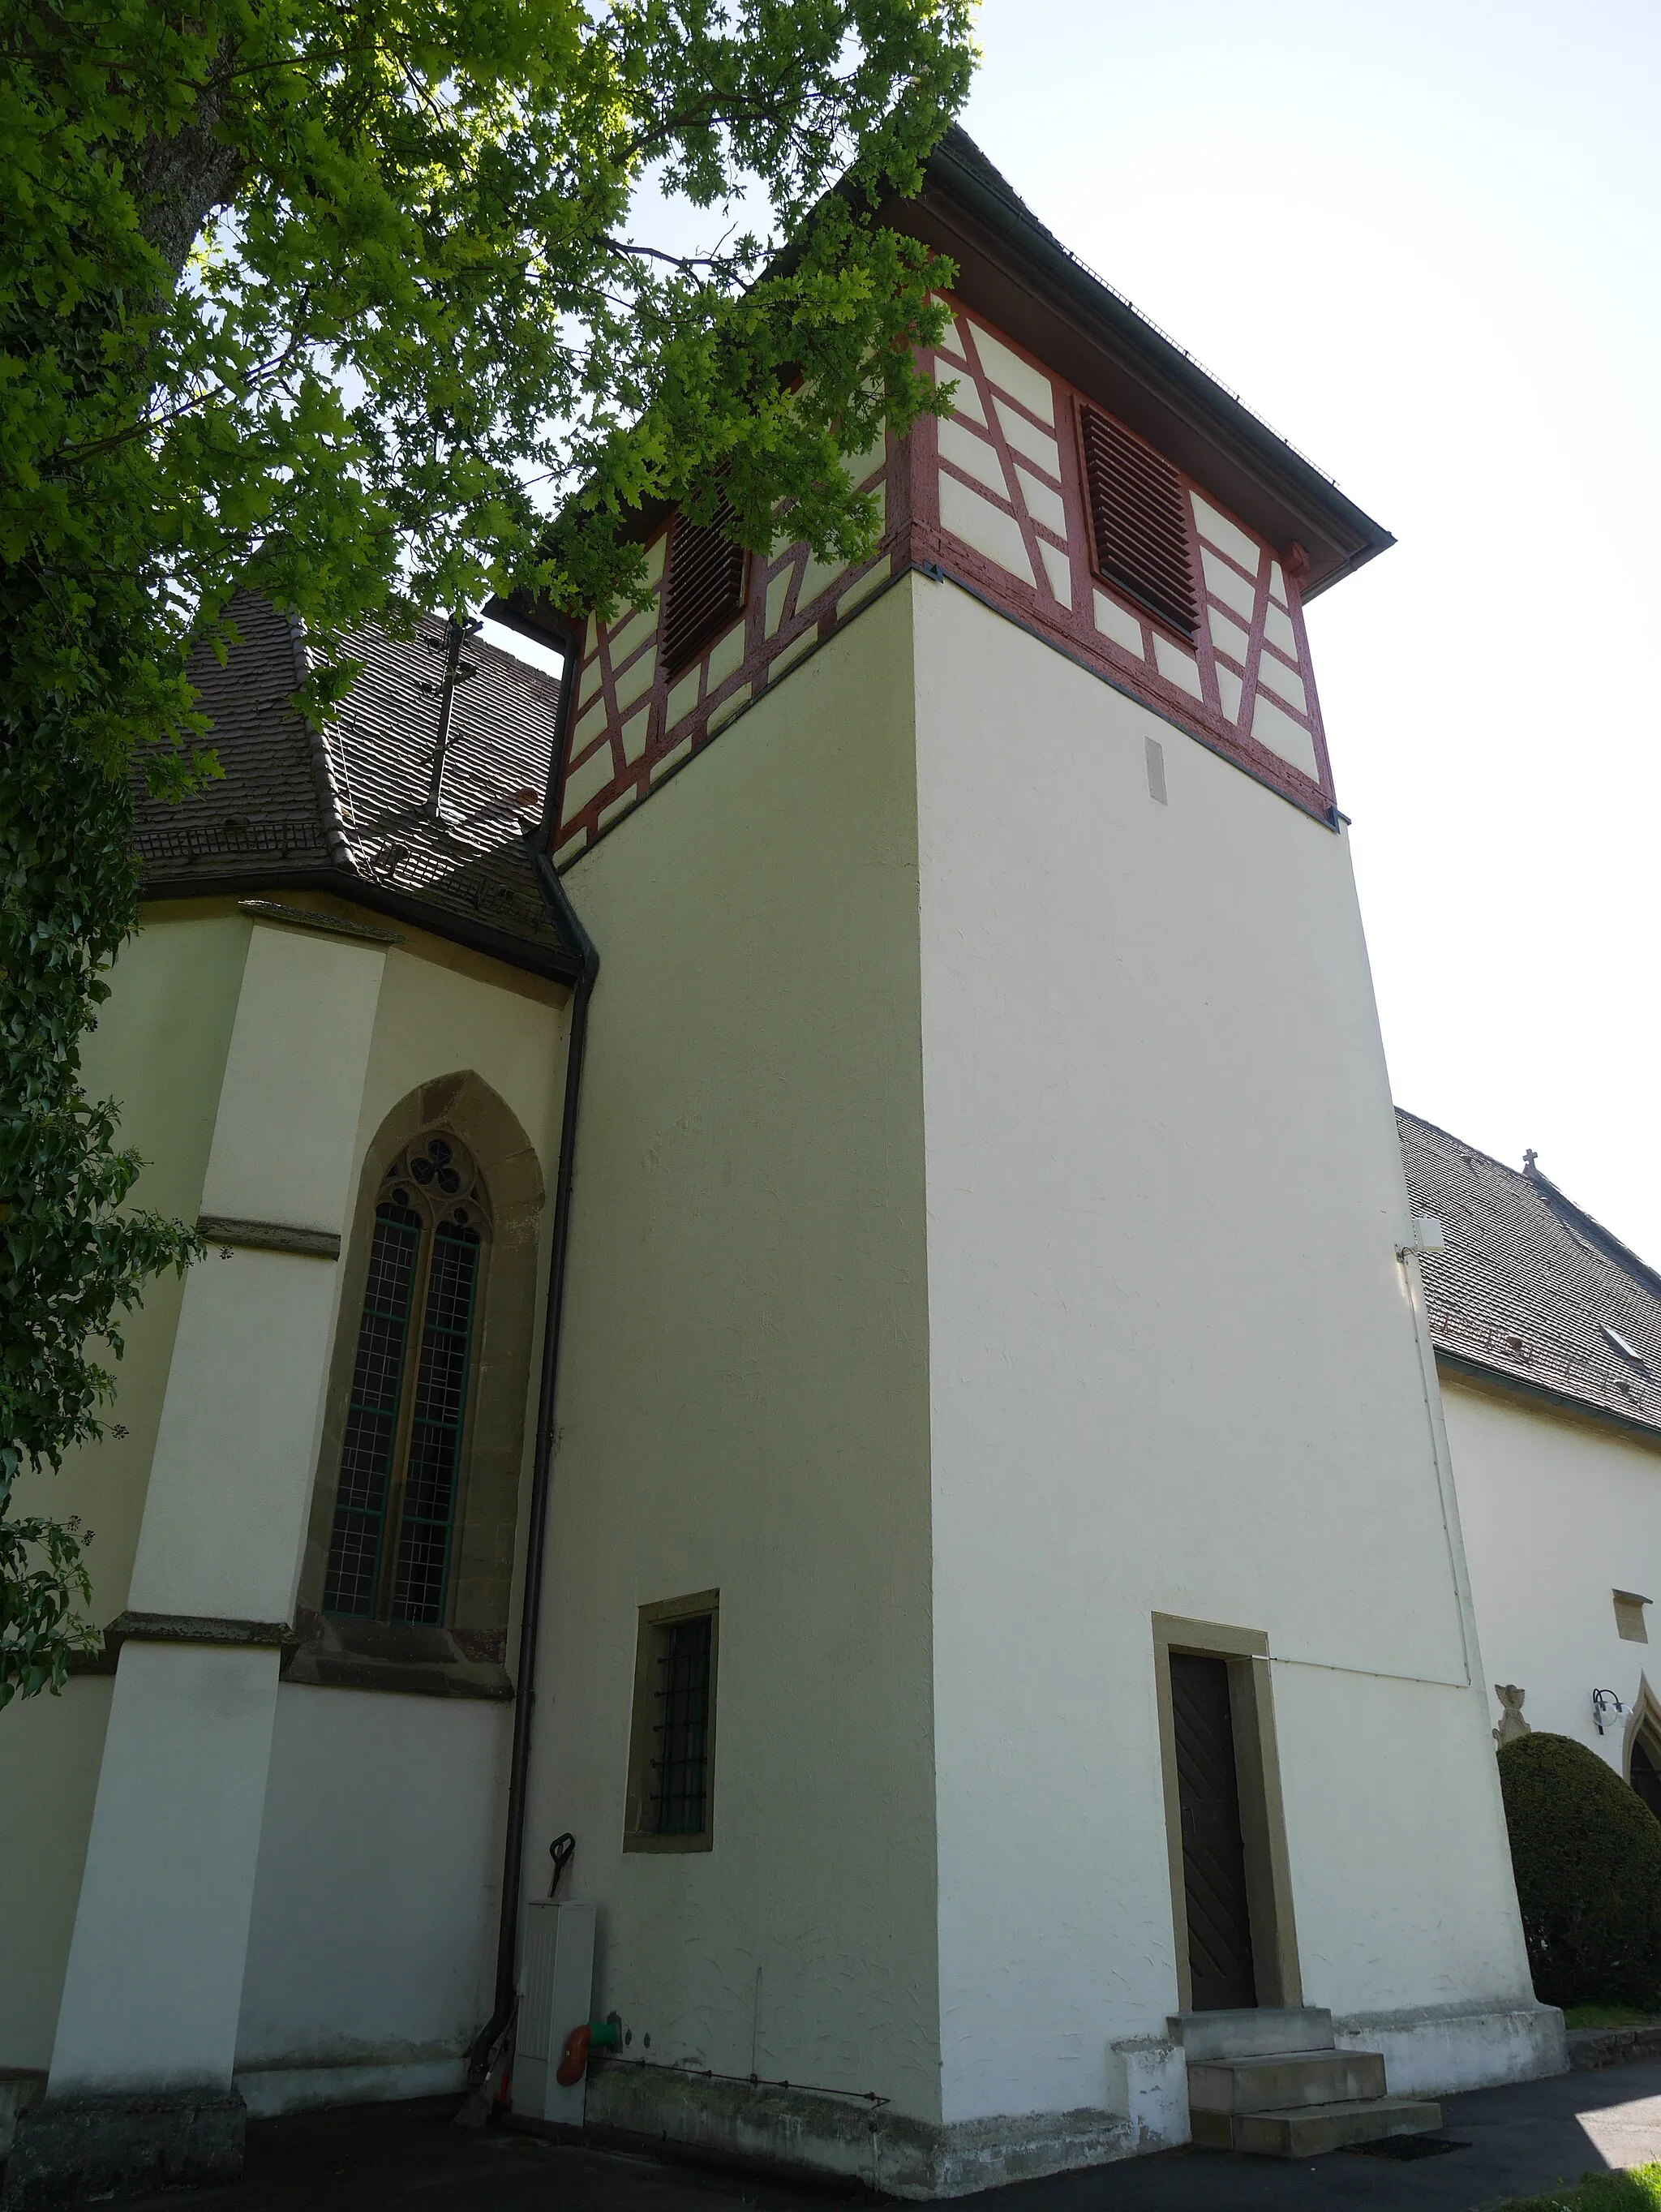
[1,2090,245,2210]
[582,2059,1135,2198]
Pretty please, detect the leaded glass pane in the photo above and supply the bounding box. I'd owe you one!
[324,1198,421,1614]
[390,1218,480,1625]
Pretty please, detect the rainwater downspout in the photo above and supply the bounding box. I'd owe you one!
[471,624,599,2077]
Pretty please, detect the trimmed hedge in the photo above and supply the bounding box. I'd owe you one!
[1497,1732,1661,2010]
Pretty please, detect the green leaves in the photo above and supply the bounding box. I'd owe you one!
[0,1512,104,1708]
[5,0,973,647]
[0,0,972,1703]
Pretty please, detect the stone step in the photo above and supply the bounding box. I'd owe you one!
[1194,2094,1443,2158]
[1169,2007,1336,2063]
[1187,2047,1388,2115]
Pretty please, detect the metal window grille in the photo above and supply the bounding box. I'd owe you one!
[651,1615,713,1835]
[324,1199,422,1614]
[390,1218,481,1624]
[661,502,747,675]
[1079,406,1199,640]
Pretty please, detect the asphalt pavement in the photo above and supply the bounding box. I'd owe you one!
[76,2060,1661,2212]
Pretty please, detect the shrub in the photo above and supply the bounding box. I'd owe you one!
[1497,1732,1661,2010]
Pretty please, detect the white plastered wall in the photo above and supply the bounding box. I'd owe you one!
[1443,1372,1661,1759]
[0,908,251,2069]
[235,1686,512,2105]
[49,908,392,2098]
[231,930,569,2093]
[527,582,945,2125]
[0,899,569,2094]
[908,573,1538,2126]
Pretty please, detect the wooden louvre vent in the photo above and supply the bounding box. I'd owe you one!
[661,500,748,675]
[1079,408,1199,641]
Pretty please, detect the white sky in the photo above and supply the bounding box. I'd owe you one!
[957,0,1661,1259]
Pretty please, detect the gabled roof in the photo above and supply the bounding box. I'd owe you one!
[1398,1108,1661,1443]
[135,594,584,982]
[886,127,1393,599]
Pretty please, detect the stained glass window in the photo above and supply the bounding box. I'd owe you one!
[324,1195,422,1614]
[323,1133,488,1626]
[391,1218,480,1624]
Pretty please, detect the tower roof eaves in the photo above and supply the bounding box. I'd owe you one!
[896,127,1394,600]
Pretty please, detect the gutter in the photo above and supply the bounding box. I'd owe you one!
[139,864,582,987]
[470,625,599,2086]
[1435,1348,1661,1455]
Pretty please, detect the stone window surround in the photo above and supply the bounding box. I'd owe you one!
[622,1591,721,1853]
[287,1069,545,1701]
[1151,1612,1303,2015]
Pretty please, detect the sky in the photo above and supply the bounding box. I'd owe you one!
[952,0,1661,1257]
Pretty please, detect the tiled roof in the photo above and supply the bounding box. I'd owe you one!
[135,595,577,973]
[1398,1108,1661,1441]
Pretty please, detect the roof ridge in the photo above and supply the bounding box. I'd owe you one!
[1393,1105,1528,1183]
[1396,1102,1661,1302]
[1528,1172,1661,1309]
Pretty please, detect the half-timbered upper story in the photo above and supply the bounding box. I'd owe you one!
[542,128,1391,870]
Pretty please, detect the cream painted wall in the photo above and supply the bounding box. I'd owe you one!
[7,906,252,1617]
[236,1685,510,2077]
[353,937,569,1192]
[49,1643,281,2094]
[1443,1372,1661,1759]
[0,898,570,2088]
[0,908,249,2070]
[908,573,1534,2124]
[530,582,945,2125]
[0,1679,112,2068]
[231,925,569,2083]
[46,911,393,2098]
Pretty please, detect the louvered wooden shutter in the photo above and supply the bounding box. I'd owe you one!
[1079,409,1199,641]
[662,501,748,674]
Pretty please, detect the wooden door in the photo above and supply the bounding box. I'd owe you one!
[1171,1651,1257,2010]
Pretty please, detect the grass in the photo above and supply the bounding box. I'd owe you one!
[1491,2167,1661,2210]
[1564,2007,1661,2030]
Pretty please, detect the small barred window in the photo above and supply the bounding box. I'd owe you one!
[624,1595,719,1850]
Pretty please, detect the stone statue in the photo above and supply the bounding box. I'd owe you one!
[1493,1685,1530,1745]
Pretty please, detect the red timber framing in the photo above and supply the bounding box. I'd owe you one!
[551,298,1336,871]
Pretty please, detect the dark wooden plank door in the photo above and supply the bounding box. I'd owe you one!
[1170,1652,1257,2011]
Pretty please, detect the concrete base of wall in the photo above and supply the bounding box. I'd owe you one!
[1,2089,246,2211]
[581,2060,1135,2199]
[0,2075,45,2163]
[235,2058,466,2117]
[1332,2002,1567,2096]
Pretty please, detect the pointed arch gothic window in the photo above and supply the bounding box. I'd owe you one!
[323,1133,490,1627]
[1626,1677,1661,1823]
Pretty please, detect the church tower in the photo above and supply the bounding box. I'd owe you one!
[521,131,1559,2188]
[0,129,1560,2207]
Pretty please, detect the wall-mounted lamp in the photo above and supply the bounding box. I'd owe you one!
[1593,1687,1627,1737]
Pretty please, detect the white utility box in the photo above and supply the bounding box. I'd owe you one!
[515,1897,596,2125]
